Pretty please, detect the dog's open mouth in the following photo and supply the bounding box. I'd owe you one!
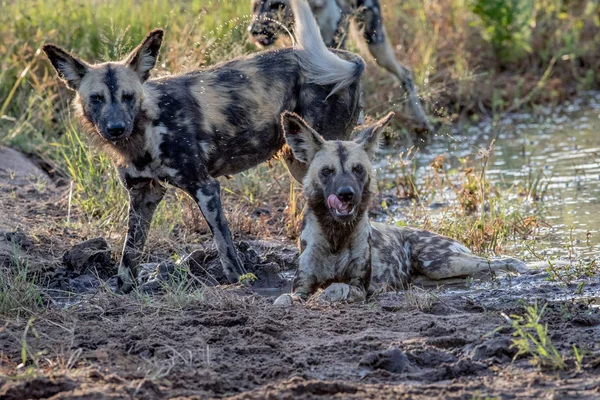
[327,194,355,218]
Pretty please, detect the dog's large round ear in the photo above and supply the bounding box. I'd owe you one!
[42,44,89,91]
[355,112,395,157]
[280,111,325,164]
[125,28,164,82]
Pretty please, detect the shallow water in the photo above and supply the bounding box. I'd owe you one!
[376,91,600,264]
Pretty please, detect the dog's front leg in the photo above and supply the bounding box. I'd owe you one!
[118,179,166,293]
[190,177,247,283]
[274,270,317,306]
[318,283,367,304]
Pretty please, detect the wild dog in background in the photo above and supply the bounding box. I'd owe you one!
[42,0,364,292]
[275,111,528,304]
[248,0,434,134]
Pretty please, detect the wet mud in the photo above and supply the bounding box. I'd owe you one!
[1,144,599,399]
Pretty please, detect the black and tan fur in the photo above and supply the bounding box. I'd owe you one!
[43,0,365,292]
[248,0,433,133]
[276,112,528,304]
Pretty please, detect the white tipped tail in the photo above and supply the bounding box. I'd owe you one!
[291,0,364,97]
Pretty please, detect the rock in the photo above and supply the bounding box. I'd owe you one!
[5,229,34,250]
[571,313,600,327]
[137,261,177,293]
[0,376,77,400]
[359,348,410,374]
[0,146,49,188]
[68,274,102,292]
[466,336,516,361]
[439,359,487,379]
[62,238,113,277]
[0,235,15,268]
[273,294,293,307]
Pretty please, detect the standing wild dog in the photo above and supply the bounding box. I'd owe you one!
[42,0,365,292]
[248,0,433,134]
[275,111,528,304]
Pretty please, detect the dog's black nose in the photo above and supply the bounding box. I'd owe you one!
[336,186,355,202]
[107,122,126,138]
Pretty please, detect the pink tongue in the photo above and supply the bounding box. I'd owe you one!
[327,194,344,210]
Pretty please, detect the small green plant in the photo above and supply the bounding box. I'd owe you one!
[525,230,600,285]
[470,0,535,62]
[465,276,475,289]
[573,344,584,372]
[238,273,258,285]
[502,301,566,370]
[0,246,44,317]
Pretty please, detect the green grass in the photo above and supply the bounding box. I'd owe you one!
[0,246,44,317]
[501,301,584,371]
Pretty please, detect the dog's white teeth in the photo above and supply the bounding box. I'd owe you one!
[334,206,355,217]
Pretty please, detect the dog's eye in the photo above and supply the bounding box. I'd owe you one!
[320,167,334,178]
[122,93,135,103]
[90,94,105,104]
[353,164,365,176]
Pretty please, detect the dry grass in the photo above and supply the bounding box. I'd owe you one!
[403,285,436,311]
[376,139,548,256]
[368,0,599,126]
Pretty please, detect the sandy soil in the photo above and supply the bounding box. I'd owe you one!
[1,147,599,400]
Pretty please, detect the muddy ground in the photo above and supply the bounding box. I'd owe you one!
[1,147,599,400]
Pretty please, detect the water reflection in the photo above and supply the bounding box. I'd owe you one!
[376,91,600,262]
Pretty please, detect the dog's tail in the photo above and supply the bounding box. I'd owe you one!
[291,0,364,97]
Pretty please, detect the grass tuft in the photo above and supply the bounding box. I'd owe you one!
[0,246,44,318]
[501,301,584,371]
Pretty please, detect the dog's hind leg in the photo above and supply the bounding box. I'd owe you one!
[355,0,433,135]
[190,177,247,284]
[401,228,527,280]
[118,178,166,293]
[416,251,528,280]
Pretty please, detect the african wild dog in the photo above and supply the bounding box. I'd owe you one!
[248,0,433,134]
[42,0,365,292]
[275,111,528,304]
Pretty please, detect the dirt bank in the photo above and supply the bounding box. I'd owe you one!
[1,147,599,399]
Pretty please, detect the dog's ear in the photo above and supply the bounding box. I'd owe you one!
[125,29,164,82]
[42,44,89,91]
[281,111,324,164]
[355,112,394,157]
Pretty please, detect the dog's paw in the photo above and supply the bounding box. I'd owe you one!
[117,265,135,294]
[318,283,351,304]
[273,293,306,307]
[505,258,529,274]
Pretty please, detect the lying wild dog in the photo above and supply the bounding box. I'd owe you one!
[248,0,433,134]
[275,111,528,304]
[42,0,365,292]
